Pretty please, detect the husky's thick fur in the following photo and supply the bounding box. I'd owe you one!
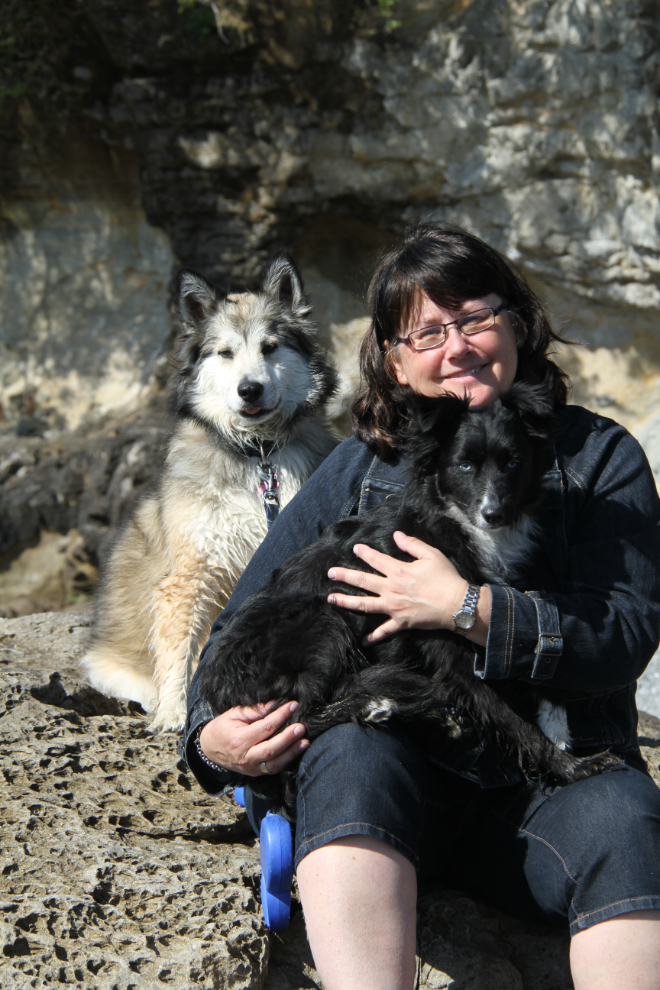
[198,384,620,813]
[81,255,338,730]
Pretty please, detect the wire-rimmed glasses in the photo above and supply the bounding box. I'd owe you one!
[391,303,506,352]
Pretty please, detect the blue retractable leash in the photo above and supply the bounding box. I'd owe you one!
[234,786,293,930]
[246,447,290,927]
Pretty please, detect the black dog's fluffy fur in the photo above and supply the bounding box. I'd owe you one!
[199,383,620,812]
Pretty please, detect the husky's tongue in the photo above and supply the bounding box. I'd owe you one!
[243,407,261,415]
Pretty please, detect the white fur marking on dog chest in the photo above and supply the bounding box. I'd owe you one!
[364,698,396,723]
[536,698,570,750]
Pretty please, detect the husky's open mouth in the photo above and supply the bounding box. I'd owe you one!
[239,405,276,418]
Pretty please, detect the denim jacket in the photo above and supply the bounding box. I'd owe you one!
[183,405,660,791]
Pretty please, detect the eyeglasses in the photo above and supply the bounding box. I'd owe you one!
[392,304,506,352]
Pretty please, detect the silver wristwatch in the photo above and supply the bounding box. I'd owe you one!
[453,584,481,635]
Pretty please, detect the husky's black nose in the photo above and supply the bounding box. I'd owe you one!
[238,380,264,402]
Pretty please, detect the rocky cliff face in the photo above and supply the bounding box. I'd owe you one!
[2,2,660,614]
[3,610,660,989]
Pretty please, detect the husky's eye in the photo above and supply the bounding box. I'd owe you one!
[507,459,519,471]
[262,341,278,355]
[459,462,472,472]
[218,349,233,359]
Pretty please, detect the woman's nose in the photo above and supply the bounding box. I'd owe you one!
[442,324,472,357]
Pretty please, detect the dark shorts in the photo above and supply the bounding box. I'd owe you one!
[244,723,660,936]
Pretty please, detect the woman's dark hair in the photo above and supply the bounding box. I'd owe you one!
[352,223,570,457]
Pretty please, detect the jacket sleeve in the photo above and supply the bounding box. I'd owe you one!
[477,418,660,694]
[182,438,370,791]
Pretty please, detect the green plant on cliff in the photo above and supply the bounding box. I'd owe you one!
[176,0,220,38]
[354,0,402,35]
[376,0,402,31]
[0,0,106,128]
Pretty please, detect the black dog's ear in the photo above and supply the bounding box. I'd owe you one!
[263,253,310,317]
[500,381,557,441]
[177,269,219,329]
[404,392,471,477]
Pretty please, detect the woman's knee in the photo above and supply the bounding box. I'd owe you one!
[294,723,428,870]
[554,766,660,848]
[523,766,660,933]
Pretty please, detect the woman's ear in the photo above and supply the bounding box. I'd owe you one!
[507,312,527,348]
[385,342,409,386]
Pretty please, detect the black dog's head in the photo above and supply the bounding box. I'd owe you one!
[406,382,557,531]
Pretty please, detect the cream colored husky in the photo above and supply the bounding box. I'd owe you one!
[81,255,338,730]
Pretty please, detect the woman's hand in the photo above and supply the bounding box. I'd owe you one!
[198,701,309,776]
[327,530,490,646]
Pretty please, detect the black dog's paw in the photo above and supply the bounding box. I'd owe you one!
[537,747,624,787]
[568,749,624,781]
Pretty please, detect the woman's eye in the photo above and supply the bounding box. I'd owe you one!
[262,341,278,355]
[459,462,472,472]
[218,349,233,359]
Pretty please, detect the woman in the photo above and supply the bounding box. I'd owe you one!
[184,224,660,989]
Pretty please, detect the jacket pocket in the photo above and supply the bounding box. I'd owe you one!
[358,477,405,514]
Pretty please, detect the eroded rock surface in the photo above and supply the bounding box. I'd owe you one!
[0,611,266,989]
[2,611,660,989]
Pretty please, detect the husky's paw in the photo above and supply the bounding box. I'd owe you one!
[149,707,187,733]
[364,698,395,723]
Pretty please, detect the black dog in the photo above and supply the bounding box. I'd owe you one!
[199,383,620,813]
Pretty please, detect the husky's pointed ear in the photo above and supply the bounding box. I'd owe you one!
[263,254,310,316]
[500,381,557,441]
[177,269,218,329]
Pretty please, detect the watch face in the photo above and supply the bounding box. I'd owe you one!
[454,610,476,630]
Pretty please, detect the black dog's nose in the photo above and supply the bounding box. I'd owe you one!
[482,506,505,527]
[238,380,264,402]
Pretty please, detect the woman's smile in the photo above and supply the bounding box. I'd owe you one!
[388,292,519,406]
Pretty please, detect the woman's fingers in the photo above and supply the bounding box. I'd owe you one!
[247,731,310,775]
[392,531,433,558]
[327,565,383,594]
[240,700,301,745]
[362,618,400,644]
[198,702,309,777]
[327,590,385,613]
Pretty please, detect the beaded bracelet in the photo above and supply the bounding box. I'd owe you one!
[194,723,231,773]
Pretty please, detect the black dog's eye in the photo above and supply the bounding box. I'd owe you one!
[218,349,233,359]
[262,341,278,356]
[507,459,519,470]
[459,462,472,472]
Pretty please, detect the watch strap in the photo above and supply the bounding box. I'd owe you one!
[453,584,481,635]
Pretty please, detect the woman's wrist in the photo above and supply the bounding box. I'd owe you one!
[195,721,232,772]
[464,585,491,648]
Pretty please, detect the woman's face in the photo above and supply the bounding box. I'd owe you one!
[388,292,519,407]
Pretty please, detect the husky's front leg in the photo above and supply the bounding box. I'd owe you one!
[149,565,227,732]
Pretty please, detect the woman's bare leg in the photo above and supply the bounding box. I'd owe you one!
[296,836,417,990]
[570,911,660,990]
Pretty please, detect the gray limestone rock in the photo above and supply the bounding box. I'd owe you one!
[2,611,660,989]
[0,611,266,989]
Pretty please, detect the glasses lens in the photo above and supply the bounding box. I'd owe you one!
[457,308,494,335]
[409,326,446,351]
